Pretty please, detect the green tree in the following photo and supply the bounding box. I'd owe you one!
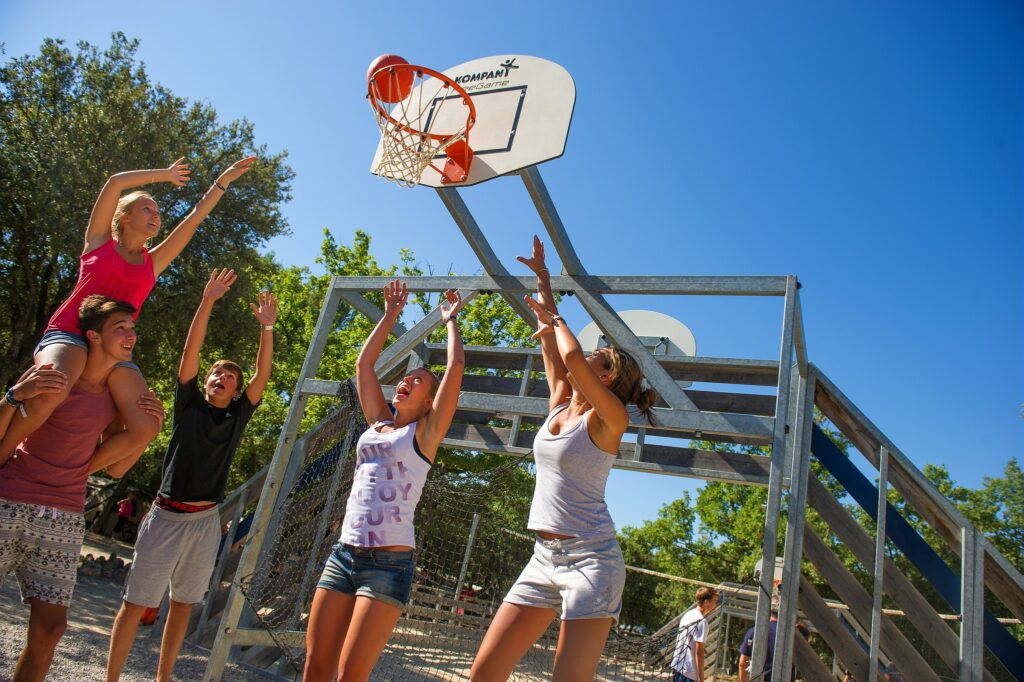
[0,34,293,388]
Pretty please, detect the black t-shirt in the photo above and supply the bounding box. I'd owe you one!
[157,376,259,502]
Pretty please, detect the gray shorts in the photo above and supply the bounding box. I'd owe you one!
[122,504,221,607]
[0,499,85,607]
[504,534,626,622]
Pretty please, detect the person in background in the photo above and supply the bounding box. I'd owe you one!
[671,586,720,682]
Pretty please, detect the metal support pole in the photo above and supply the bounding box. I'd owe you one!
[204,284,345,681]
[452,513,481,613]
[436,187,537,325]
[191,486,250,645]
[868,446,889,682]
[959,526,984,682]
[773,367,816,678]
[750,276,798,677]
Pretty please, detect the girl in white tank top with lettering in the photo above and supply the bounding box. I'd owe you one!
[472,237,657,682]
[304,280,465,682]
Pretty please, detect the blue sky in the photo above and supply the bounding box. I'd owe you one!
[3,2,1021,531]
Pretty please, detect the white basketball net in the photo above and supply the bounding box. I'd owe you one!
[370,70,472,188]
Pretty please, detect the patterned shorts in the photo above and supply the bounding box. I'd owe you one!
[0,499,85,607]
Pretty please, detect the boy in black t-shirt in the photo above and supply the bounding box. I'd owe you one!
[105,268,276,682]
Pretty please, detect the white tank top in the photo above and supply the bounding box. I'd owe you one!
[527,403,618,538]
[340,420,432,548]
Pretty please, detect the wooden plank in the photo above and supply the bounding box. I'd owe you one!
[797,574,871,682]
[802,526,941,682]
[792,631,836,682]
[453,374,778,416]
[424,344,780,386]
[813,369,1024,626]
[441,422,772,485]
[422,390,777,442]
[814,370,965,552]
[806,475,973,678]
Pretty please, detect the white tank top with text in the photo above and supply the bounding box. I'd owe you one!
[340,420,431,548]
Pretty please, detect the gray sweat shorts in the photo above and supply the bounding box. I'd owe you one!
[122,504,221,607]
[504,534,626,622]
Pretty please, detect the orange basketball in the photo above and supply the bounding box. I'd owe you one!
[368,54,414,104]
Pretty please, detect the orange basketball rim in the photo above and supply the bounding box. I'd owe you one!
[367,60,477,187]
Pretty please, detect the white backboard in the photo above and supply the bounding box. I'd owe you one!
[370,55,575,188]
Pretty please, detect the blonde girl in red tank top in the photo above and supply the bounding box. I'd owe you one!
[0,155,255,471]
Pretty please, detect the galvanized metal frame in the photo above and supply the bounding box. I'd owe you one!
[749,276,799,677]
[202,165,1013,680]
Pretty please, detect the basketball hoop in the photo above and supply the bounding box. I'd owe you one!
[368,63,476,187]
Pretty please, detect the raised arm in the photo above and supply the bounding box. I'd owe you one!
[517,235,570,409]
[85,158,190,252]
[524,296,629,439]
[244,290,277,405]
[355,279,406,425]
[149,156,256,276]
[180,269,236,383]
[419,290,465,456]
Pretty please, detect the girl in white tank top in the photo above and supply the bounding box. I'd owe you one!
[304,280,465,682]
[472,236,658,682]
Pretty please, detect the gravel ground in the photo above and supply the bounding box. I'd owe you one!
[0,566,272,681]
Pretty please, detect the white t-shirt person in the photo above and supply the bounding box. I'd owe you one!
[671,587,719,681]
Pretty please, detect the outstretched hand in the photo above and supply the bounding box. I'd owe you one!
[523,295,556,339]
[217,156,257,187]
[250,290,278,326]
[204,268,237,301]
[516,235,548,274]
[11,363,68,402]
[383,279,408,318]
[440,289,463,323]
[164,156,190,187]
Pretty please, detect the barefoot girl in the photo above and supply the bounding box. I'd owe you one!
[0,155,255,467]
[303,280,466,682]
[471,236,658,682]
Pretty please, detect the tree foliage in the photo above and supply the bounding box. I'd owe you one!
[0,34,293,388]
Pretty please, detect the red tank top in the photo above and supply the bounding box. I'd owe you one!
[46,240,156,335]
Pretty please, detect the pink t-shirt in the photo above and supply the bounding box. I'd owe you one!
[0,385,116,513]
[46,240,156,335]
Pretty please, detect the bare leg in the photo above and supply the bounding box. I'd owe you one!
[13,598,68,682]
[106,600,147,682]
[90,365,161,470]
[156,599,193,682]
[336,595,404,681]
[471,602,558,682]
[552,617,614,682]
[304,587,355,682]
[0,343,86,461]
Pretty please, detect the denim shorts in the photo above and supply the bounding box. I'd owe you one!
[316,543,415,608]
[35,329,88,354]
